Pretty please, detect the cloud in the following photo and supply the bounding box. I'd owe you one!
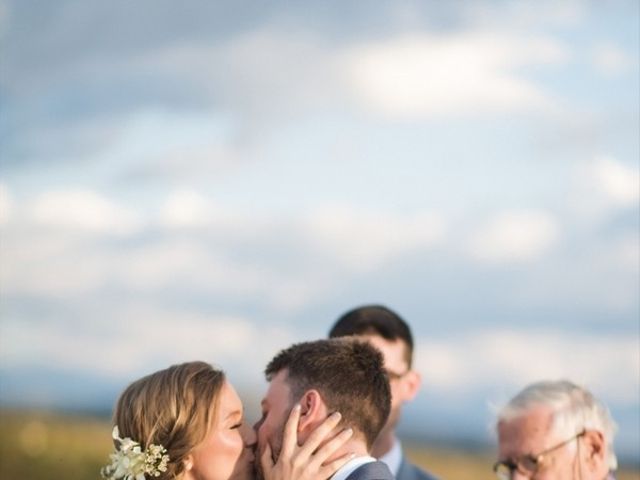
[117,238,279,295]
[0,187,329,309]
[4,23,573,151]
[342,32,567,118]
[5,317,635,412]
[462,1,586,30]
[570,156,640,221]
[0,230,299,303]
[2,184,633,318]
[611,234,640,272]
[27,189,142,235]
[113,28,342,125]
[416,329,640,406]
[0,187,445,317]
[304,206,446,270]
[588,157,640,207]
[0,307,296,381]
[467,210,560,264]
[0,184,11,226]
[159,188,222,229]
[592,43,636,76]
[1,246,112,297]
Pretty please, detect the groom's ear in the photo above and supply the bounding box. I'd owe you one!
[297,389,328,433]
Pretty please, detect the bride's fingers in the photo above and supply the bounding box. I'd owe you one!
[307,427,353,469]
[297,411,342,458]
[319,451,357,478]
[279,403,301,460]
[260,442,275,475]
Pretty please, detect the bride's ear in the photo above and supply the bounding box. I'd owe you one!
[297,389,327,432]
[182,455,194,478]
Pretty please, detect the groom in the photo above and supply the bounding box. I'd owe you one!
[255,338,395,480]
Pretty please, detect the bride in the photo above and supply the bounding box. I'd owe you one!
[101,361,353,480]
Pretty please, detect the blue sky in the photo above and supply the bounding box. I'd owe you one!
[0,0,638,462]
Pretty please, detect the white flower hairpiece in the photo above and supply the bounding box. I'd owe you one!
[101,426,170,480]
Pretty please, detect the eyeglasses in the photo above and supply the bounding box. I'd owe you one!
[493,430,585,479]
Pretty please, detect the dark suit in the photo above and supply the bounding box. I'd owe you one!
[345,460,395,480]
[396,456,439,480]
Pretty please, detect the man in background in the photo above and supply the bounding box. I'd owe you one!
[329,305,439,480]
[494,379,617,480]
[255,338,395,480]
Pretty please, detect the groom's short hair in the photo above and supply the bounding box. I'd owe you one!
[265,338,391,448]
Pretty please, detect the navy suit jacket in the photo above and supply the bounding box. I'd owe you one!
[396,456,439,480]
[344,460,395,480]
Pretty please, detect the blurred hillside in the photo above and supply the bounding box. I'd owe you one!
[0,410,637,480]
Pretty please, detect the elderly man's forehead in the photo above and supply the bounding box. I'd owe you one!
[498,406,559,448]
[503,405,556,427]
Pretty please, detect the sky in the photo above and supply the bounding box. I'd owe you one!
[0,0,639,462]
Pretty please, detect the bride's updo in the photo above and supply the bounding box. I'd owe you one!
[112,361,225,479]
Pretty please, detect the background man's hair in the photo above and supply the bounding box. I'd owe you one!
[497,379,618,471]
[265,338,391,449]
[329,304,414,367]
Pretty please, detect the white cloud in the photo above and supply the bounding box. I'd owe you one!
[0,309,296,381]
[611,234,640,271]
[160,189,220,229]
[111,236,337,313]
[119,239,219,290]
[589,157,639,207]
[463,1,586,30]
[105,110,244,179]
[416,329,640,406]
[592,43,635,76]
[342,32,567,118]
[132,29,340,121]
[0,184,12,226]
[221,29,339,110]
[28,189,141,235]
[467,210,560,263]
[0,222,326,311]
[117,27,570,122]
[117,239,277,296]
[3,192,450,309]
[304,206,446,270]
[1,186,330,306]
[1,251,112,297]
[571,156,640,220]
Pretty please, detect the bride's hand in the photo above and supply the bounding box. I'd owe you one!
[260,404,354,480]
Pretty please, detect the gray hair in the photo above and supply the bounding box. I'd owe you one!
[497,380,617,471]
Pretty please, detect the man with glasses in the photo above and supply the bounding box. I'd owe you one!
[329,305,439,480]
[494,380,618,479]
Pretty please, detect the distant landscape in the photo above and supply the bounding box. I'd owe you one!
[1,409,637,480]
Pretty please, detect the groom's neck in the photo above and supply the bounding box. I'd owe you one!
[327,437,371,464]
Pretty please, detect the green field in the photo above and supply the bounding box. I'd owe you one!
[1,410,637,480]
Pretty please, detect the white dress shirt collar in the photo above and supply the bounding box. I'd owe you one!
[331,455,376,480]
[378,438,403,476]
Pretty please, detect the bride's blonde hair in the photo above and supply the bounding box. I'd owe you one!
[113,361,225,479]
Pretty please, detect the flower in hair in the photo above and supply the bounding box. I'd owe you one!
[101,426,170,480]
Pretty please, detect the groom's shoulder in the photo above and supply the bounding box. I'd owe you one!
[346,460,394,480]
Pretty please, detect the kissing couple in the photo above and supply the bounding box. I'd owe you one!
[102,338,396,480]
